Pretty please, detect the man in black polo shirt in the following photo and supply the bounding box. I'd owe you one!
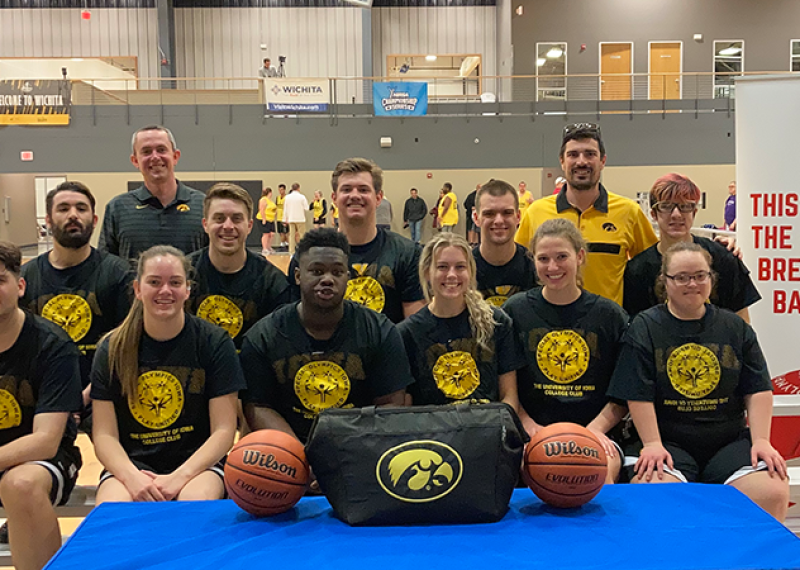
[473,179,537,306]
[98,125,207,262]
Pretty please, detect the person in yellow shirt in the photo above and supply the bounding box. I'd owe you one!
[330,191,339,230]
[438,183,459,231]
[257,187,277,255]
[518,181,534,215]
[275,184,288,248]
[310,190,328,228]
[515,123,657,306]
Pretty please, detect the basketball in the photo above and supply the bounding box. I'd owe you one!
[523,423,607,508]
[224,429,310,516]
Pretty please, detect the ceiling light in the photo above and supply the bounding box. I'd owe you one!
[71,58,84,62]
[536,58,546,67]
[425,55,437,62]
[546,47,563,58]
[719,46,741,56]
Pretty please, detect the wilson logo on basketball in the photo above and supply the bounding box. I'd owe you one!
[543,440,600,460]
[376,441,463,503]
[242,450,298,479]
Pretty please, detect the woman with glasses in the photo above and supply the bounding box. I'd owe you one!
[623,173,760,321]
[609,241,788,521]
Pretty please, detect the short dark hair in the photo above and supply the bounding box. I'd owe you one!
[443,183,453,191]
[331,158,383,195]
[476,179,518,212]
[46,181,96,216]
[278,184,286,190]
[264,58,270,64]
[0,242,22,276]
[296,228,351,262]
[559,123,605,159]
[203,182,254,219]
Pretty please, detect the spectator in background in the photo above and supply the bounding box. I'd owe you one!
[310,190,327,228]
[258,58,278,78]
[518,181,535,214]
[438,183,458,232]
[283,183,309,255]
[464,183,480,246]
[376,196,393,232]
[553,176,566,195]
[257,187,277,255]
[330,191,339,230]
[724,181,737,230]
[403,188,427,243]
[276,184,288,249]
[431,188,445,231]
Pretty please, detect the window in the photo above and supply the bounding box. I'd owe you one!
[713,40,743,99]
[536,42,566,101]
[792,40,800,72]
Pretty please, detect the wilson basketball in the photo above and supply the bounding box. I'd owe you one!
[224,429,310,516]
[523,423,607,508]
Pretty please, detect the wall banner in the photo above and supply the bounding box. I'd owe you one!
[373,81,428,116]
[263,79,329,112]
[0,80,71,125]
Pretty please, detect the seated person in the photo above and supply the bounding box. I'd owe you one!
[609,242,788,521]
[91,245,243,503]
[623,173,760,321]
[0,242,83,570]
[240,228,411,444]
[504,219,629,483]
[398,232,525,407]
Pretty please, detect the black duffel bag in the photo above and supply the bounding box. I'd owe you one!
[305,402,528,526]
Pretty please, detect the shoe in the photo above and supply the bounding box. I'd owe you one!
[0,521,8,544]
[261,249,269,256]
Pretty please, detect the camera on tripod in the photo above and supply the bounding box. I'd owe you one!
[278,56,286,63]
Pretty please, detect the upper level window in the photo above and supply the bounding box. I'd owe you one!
[791,40,800,72]
[536,42,566,101]
[713,40,743,99]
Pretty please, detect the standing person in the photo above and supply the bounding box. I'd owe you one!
[553,176,566,195]
[310,190,327,228]
[609,242,789,521]
[403,187,427,244]
[376,196,393,232]
[724,181,737,231]
[0,242,83,570]
[464,184,480,246]
[21,182,132,425]
[504,219,629,483]
[518,181,534,214]
[282,183,309,255]
[258,58,278,78]
[330,191,339,230]
[256,187,277,255]
[438,183,459,232]
[623,174,760,321]
[98,125,208,262]
[516,123,658,306]
[240,229,411,443]
[431,189,444,232]
[187,183,289,348]
[91,246,244,504]
[275,184,289,249]
[472,180,537,306]
[398,233,525,407]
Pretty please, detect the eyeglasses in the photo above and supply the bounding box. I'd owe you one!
[653,201,698,214]
[563,122,602,138]
[665,271,711,285]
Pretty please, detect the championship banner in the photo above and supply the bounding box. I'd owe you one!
[373,81,428,116]
[263,79,329,113]
[0,80,71,125]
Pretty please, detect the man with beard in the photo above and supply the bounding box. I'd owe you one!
[21,182,132,420]
[98,125,207,262]
[472,179,537,306]
[516,123,657,306]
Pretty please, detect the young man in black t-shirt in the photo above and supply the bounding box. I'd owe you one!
[0,242,83,570]
[472,180,537,306]
[287,158,425,323]
[241,229,411,443]
[21,182,132,423]
[187,183,289,349]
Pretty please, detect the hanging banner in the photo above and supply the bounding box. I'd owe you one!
[373,82,428,116]
[0,80,71,125]
[263,79,329,112]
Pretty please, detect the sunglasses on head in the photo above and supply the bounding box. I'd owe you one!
[563,122,602,138]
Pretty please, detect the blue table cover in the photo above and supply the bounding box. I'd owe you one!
[46,484,800,570]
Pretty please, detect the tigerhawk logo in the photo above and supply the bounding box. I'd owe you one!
[376,441,462,503]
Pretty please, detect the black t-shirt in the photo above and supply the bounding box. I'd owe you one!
[503,289,628,427]
[90,315,245,473]
[464,192,476,219]
[21,249,133,388]
[0,313,82,450]
[623,236,761,317]
[288,229,423,323]
[187,248,289,349]
[473,244,538,307]
[239,301,413,442]
[608,304,771,458]
[397,306,524,405]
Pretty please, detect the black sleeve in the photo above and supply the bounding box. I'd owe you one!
[204,330,247,398]
[239,329,280,406]
[97,203,118,255]
[736,323,773,396]
[113,262,135,326]
[264,265,291,313]
[607,317,657,402]
[368,318,414,399]
[494,310,526,375]
[321,199,327,218]
[623,260,654,317]
[35,337,82,415]
[403,200,410,222]
[399,243,425,303]
[286,256,300,302]
[89,339,118,401]
[397,321,423,390]
[714,251,762,313]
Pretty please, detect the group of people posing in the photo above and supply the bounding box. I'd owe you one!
[0,124,788,570]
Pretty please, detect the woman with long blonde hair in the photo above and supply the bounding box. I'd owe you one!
[397,233,524,407]
[91,245,244,503]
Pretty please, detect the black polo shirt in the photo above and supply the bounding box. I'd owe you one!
[98,181,208,263]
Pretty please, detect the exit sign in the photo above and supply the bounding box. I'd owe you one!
[20,151,33,162]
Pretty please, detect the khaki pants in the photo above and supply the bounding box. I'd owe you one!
[288,222,306,254]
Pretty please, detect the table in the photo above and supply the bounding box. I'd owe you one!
[46,485,800,570]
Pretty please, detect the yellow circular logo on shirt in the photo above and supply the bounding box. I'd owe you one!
[667,343,721,399]
[0,390,22,431]
[41,294,93,342]
[536,330,590,384]
[345,276,386,313]
[432,351,480,399]
[129,371,185,430]
[196,295,244,339]
[294,361,351,414]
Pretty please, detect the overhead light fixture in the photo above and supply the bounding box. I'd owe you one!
[536,58,546,67]
[546,47,563,59]
[71,58,84,62]
[425,55,437,62]
[719,46,742,56]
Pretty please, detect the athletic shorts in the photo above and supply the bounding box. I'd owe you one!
[276,222,288,234]
[0,445,82,507]
[260,220,275,233]
[622,430,765,484]
[98,459,226,488]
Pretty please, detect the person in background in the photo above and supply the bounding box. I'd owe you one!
[431,188,444,232]
[518,181,535,214]
[553,176,566,195]
[257,187,277,255]
[438,183,459,232]
[283,183,309,255]
[310,190,328,229]
[258,58,278,78]
[403,188,427,244]
[275,184,288,249]
[330,191,339,230]
[376,195,393,232]
[724,181,737,231]
[464,183,480,246]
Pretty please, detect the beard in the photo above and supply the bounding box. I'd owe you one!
[52,223,93,249]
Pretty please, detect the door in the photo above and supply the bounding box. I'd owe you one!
[649,42,681,100]
[600,43,632,100]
